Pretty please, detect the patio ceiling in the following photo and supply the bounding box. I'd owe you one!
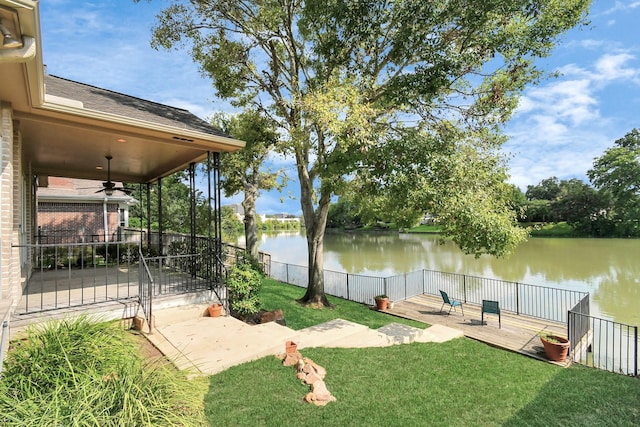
[15,99,243,184]
[0,0,244,185]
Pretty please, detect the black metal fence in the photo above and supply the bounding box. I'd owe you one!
[269,261,588,323]
[15,240,142,314]
[569,311,638,376]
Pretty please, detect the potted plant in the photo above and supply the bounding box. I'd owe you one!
[539,332,570,362]
[374,294,389,310]
[208,303,223,317]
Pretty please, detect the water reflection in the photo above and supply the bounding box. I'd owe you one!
[255,231,640,326]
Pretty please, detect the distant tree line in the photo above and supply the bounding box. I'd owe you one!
[329,129,640,238]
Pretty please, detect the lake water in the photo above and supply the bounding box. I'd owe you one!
[251,231,640,327]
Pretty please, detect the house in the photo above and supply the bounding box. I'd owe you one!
[0,1,245,350]
[36,177,137,243]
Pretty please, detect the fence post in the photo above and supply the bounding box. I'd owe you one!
[384,277,388,298]
[346,273,350,301]
[634,326,638,377]
[516,282,520,315]
[463,275,467,303]
[286,263,289,284]
[405,272,407,301]
[567,310,573,360]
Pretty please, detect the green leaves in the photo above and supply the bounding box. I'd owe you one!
[227,261,263,316]
[588,129,640,236]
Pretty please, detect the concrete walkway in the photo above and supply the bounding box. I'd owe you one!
[145,304,463,376]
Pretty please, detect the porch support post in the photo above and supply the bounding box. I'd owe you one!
[188,162,196,278]
[207,151,213,284]
[212,152,222,285]
[188,162,196,257]
[145,183,151,254]
[157,177,163,255]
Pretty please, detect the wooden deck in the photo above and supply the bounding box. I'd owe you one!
[390,294,570,366]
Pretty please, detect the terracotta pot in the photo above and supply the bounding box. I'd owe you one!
[540,335,570,362]
[208,303,223,317]
[374,297,389,311]
[285,340,298,354]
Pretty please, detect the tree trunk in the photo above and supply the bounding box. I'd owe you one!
[298,188,332,307]
[242,186,259,261]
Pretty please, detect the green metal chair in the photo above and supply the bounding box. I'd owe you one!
[482,300,501,328]
[439,290,464,316]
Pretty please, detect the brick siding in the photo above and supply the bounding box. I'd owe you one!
[38,202,120,243]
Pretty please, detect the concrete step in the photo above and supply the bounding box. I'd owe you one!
[414,324,464,343]
[297,319,370,349]
[323,327,394,348]
[150,303,212,327]
[377,322,424,344]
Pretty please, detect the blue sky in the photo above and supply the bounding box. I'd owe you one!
[40,1,640,215]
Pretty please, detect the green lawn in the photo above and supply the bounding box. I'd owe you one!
[204,279,640,427]
[259,278,427,330]
[527,221,577,237]
[406,224,442,233]
[3,280,638,426]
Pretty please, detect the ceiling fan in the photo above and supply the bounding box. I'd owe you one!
[96,156,131,196]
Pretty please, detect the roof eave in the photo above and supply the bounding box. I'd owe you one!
[38,98,245,152]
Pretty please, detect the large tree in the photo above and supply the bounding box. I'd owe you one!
[143,0,590,306]
[213,110,284,261]
[588,129,640,237]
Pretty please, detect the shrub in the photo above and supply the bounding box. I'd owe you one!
[227,261,262,316]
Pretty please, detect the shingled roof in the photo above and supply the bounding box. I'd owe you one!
[44,74,226,137]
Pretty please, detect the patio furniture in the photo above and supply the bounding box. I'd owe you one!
[482,300,501,328]
[439,290,464,316]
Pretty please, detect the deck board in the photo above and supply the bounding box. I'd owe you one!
[391,294,569,366]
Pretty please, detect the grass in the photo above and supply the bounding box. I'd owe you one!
[528,221,577,237]
[202,279,640,427]
[204,340,640,426]
[259,278,427,330]
[406,224,443,233]
[407,222,583,237]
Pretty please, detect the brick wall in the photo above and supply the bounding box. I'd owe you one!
[38,202,120,243]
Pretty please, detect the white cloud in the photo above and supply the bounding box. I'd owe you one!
[603,1,640,15]
[593,53,639,83]
[516,78,599,127]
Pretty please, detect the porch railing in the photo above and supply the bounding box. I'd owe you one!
[14,240,141,314]
[270,261,588,323]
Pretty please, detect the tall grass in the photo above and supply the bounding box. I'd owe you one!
[0,316,206,426]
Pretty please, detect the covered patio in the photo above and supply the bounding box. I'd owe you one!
[0,1,245,337]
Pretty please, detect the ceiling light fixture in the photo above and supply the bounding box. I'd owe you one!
[0,6,23,50]
[116,138,127,143]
